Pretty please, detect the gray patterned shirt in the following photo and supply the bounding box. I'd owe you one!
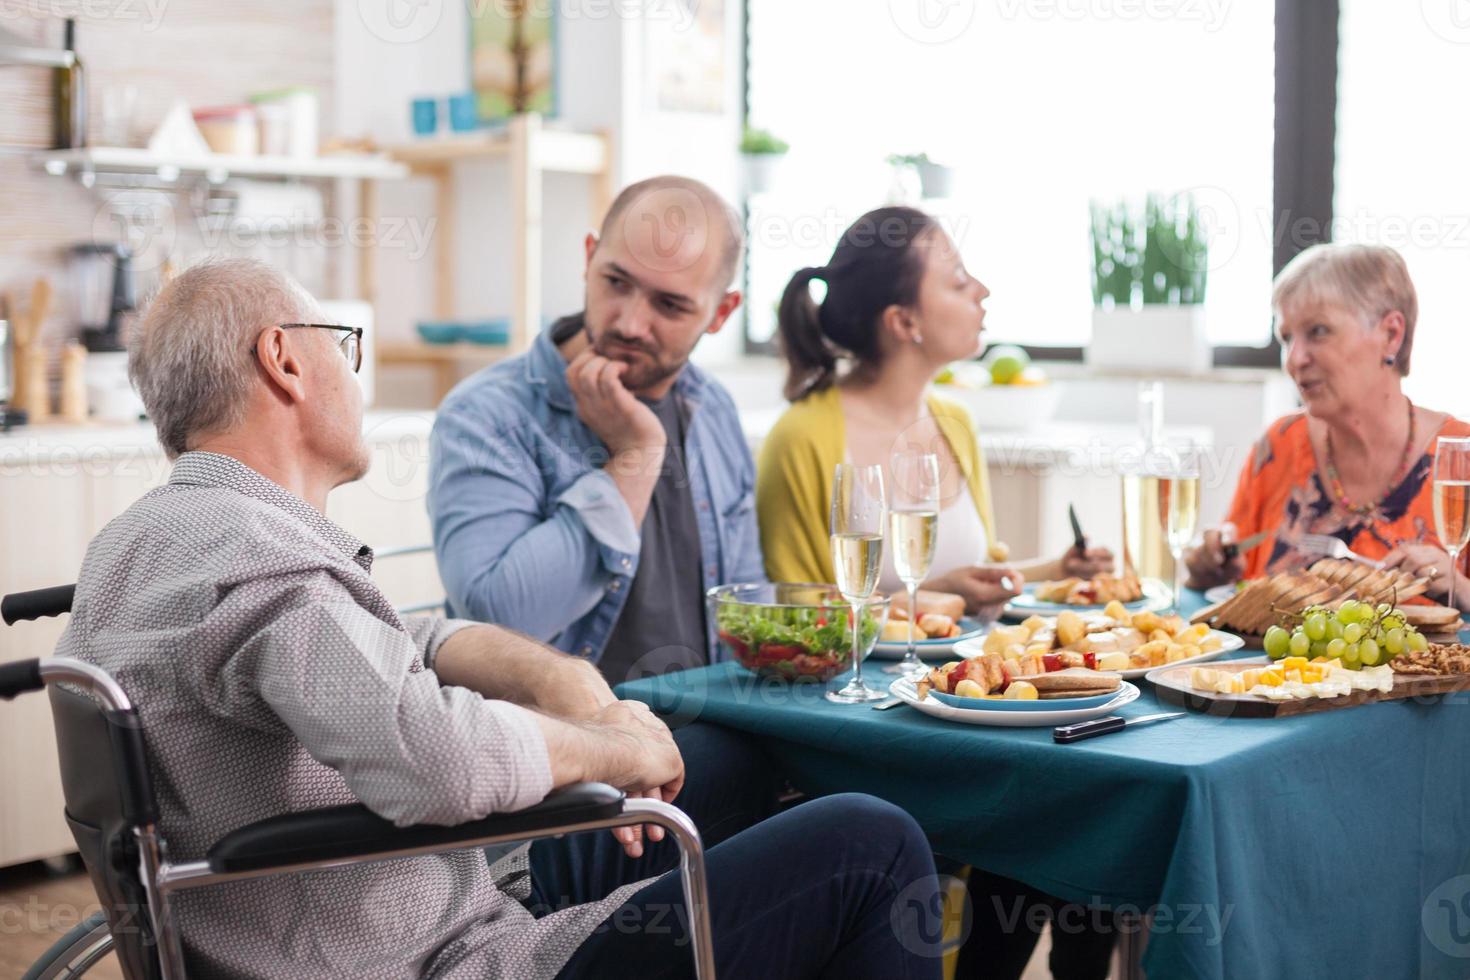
[56,452,647,979]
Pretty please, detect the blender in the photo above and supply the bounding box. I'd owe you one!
[70,243,144,421]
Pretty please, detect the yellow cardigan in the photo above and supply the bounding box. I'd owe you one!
[755,385,999,584]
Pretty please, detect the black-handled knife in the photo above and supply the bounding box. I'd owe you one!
[1221,529,1270,562]
[1053,712,1185,743]
[1068,503,1088,554]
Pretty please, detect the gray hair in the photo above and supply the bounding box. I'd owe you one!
[129,258,321,458]
[1271,243,1418,376]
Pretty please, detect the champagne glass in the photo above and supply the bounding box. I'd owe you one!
[884,451,941,677]
[1432,436,1470,612]
[827,463,888,703]
[1163,443,1202,611]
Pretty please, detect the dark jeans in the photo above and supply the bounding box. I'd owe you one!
[528,723,942,980]
[953,868,1116,980]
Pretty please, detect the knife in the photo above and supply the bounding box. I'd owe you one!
[1068,503,1088,554]
[1052,712,1185,743]
[1222,529,1269,562]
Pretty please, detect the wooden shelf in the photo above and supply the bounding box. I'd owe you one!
[387,127,609,175]
[368,113,614,404]
[378,341,513,365]
[33,146,408,182]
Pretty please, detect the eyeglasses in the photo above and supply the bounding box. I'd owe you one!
[255,323,364,373]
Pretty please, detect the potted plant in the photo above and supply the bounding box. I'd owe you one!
[740,125,788,195]
[1087,192,1211,373]
[887,152,955,199]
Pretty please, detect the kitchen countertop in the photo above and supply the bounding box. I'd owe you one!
[0,407,1208,475]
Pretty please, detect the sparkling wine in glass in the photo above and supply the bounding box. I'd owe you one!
[1162,444,1202,610]
[827,463,888,703]
[1433,437,1470,612]
[885,451,941,677]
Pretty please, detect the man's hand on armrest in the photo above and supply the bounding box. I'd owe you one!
[432,623,616,721]
[537,699,685,859]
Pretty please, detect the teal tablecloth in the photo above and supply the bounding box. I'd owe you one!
[619,591,1470,979]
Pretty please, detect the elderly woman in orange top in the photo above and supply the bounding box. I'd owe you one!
[1185,243,1470,609]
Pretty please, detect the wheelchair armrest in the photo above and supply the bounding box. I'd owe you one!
[207,782,625,874]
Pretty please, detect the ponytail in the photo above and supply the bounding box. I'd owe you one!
[777,266,838,401]
[775,206,940,403]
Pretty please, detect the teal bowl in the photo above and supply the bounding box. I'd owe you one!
[462,318,511,345]
[417,322,464,344]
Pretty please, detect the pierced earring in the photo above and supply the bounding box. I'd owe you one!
[913,333,924,346]
[1385,354,1397,366]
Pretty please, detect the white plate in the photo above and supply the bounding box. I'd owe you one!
[1203,584,1239,605]
[888,676,1141,727]
[950,629,1246,680]
[869,618,988,660]
[1003,579,1172,619]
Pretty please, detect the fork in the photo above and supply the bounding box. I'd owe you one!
[1298,533,1384,569]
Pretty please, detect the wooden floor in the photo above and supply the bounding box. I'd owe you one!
[0,859,124,979]
[0,860,1062,979]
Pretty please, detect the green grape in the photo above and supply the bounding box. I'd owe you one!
[1326,618,1346,641]
[1343,622,1364,644]
[1263,625,1291,660]
[1304,612,1328,641]
[1384,628,1406,655]
[1376,603,1393,620]
[1342,643,1362,669]
[1337,600,1361,623]
[1380,613,1406,632]
[1309,640,1328,659]
[1289,631,1311,657]
[1326,638,1347,660]
[1408,630,1430,653]
[1359,637,1382,666]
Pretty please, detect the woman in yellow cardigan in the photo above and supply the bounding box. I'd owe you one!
[756,206,1111,616]
[757,205,1118,980]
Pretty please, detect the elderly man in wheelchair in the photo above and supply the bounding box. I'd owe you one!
[2,258,940,980]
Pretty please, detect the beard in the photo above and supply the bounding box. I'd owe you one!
[586,320,689,394]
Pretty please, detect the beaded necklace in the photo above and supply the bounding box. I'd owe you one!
[1322,397,1416,516]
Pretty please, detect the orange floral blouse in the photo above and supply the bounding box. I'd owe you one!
[1225,412,1470,581]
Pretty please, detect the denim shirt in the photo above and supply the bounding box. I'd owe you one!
[428,317,766,664]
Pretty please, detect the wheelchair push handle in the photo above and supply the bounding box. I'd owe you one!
[0,659,43,700]
[2,584,76,625]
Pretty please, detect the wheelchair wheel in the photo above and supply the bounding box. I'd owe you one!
[21,910,114,980]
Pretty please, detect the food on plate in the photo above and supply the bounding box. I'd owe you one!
[915,651,1122,702]
[1390,643,1470,676]
[1193,558,1465,642]
[1261,599,1431,671]
[714,591,882,682]
[880,608,964,642]
[891,589,966,621]
[1188,657,1395,701]
[1032,572,1144,606]
[985,602,1221,672]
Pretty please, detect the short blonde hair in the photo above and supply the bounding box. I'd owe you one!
[1271,243,1418,375]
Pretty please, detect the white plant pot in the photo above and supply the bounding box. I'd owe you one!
[742,153,784,195]
[1087,305,1211,374]
[916,162,955,199]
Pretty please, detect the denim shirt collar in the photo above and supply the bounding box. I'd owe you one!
[528,313,709,414]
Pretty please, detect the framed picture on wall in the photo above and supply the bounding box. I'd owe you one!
[469,0,557,122]
[646,0,726,114]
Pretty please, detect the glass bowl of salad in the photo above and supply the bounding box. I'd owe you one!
[708,582,891,682]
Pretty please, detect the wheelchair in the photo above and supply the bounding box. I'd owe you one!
[1,584,716,979]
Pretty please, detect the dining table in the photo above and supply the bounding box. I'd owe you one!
[618,589,1470,980]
